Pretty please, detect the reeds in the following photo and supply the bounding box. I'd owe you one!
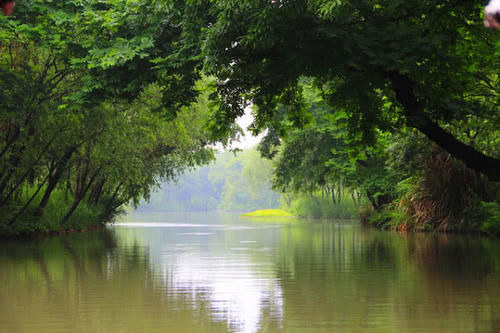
[286,191,363,219]
[389,149,495,232]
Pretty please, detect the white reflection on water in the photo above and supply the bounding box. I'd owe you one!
[116,222,224,228]
[115,222,256,230]
[114,218,285,333]
[161,252,283,333]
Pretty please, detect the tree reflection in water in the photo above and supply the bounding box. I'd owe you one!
[1,214,500,333]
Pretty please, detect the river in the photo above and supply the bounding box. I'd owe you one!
[1,212,500,332]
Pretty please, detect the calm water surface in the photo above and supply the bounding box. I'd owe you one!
[1,212,500,332]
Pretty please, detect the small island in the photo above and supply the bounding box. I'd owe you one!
[241,209,295,218]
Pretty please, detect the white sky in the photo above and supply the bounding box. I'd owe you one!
[231,110,265,150]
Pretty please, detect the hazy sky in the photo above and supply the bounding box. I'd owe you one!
[232,110,265,150]
[211,107,265,151]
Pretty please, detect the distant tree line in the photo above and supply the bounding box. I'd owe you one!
[138,150,280,212]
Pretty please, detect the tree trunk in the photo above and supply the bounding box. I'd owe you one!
[60,168,101,224]
[330,186,336,205]
[0,148,24,198]
[0,125,20,160]
[60,196,84,225]
[104,182,123,217]
[88,179,105,205]
[35,148,76,216]
[389,72,500,181]
[9,174,49,225]
[2,135,58,204]
[366,191,380,210]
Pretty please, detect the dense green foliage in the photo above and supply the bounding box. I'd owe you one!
[202,0,500,181]
[262,82,499,231]
[262,82,391,214]
[0,1,222,235]
[1,0,499,234]
[198,0,500,232]
[373,132,500,233]
[284,191,362,219]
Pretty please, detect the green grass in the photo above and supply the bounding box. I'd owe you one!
[241,209,295,218]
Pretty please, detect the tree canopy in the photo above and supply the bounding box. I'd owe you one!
[0,0,223,234]
[202,0,500,180]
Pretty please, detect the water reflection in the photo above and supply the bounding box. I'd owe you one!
[161,252,283,333]
[274,223,500,332]
[1,213,500,332]
[117,214,285,333]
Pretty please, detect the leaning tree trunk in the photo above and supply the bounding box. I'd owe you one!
[35,147,76,216]
[389,72,500,181]
[60,168,101,225]
[2,134,59,204]
[9,174,50,225]
[103,182,123,217]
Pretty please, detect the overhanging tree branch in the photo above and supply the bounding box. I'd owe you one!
[388,71,500,181]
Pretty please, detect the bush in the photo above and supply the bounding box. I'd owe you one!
[467,201,500,235]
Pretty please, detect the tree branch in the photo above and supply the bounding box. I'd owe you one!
[388,71,500,181]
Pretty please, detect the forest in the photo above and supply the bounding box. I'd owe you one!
[0,0,499,236]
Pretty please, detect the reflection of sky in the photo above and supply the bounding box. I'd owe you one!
[118,220,284,333]
[162,252,283,333]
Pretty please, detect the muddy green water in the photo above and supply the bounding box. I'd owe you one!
[1,212,500,333]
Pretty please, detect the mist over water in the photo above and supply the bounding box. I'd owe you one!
[1,212,500,332]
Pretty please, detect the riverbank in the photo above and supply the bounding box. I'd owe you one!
[0,188,121,237]
[366,200,500,235]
